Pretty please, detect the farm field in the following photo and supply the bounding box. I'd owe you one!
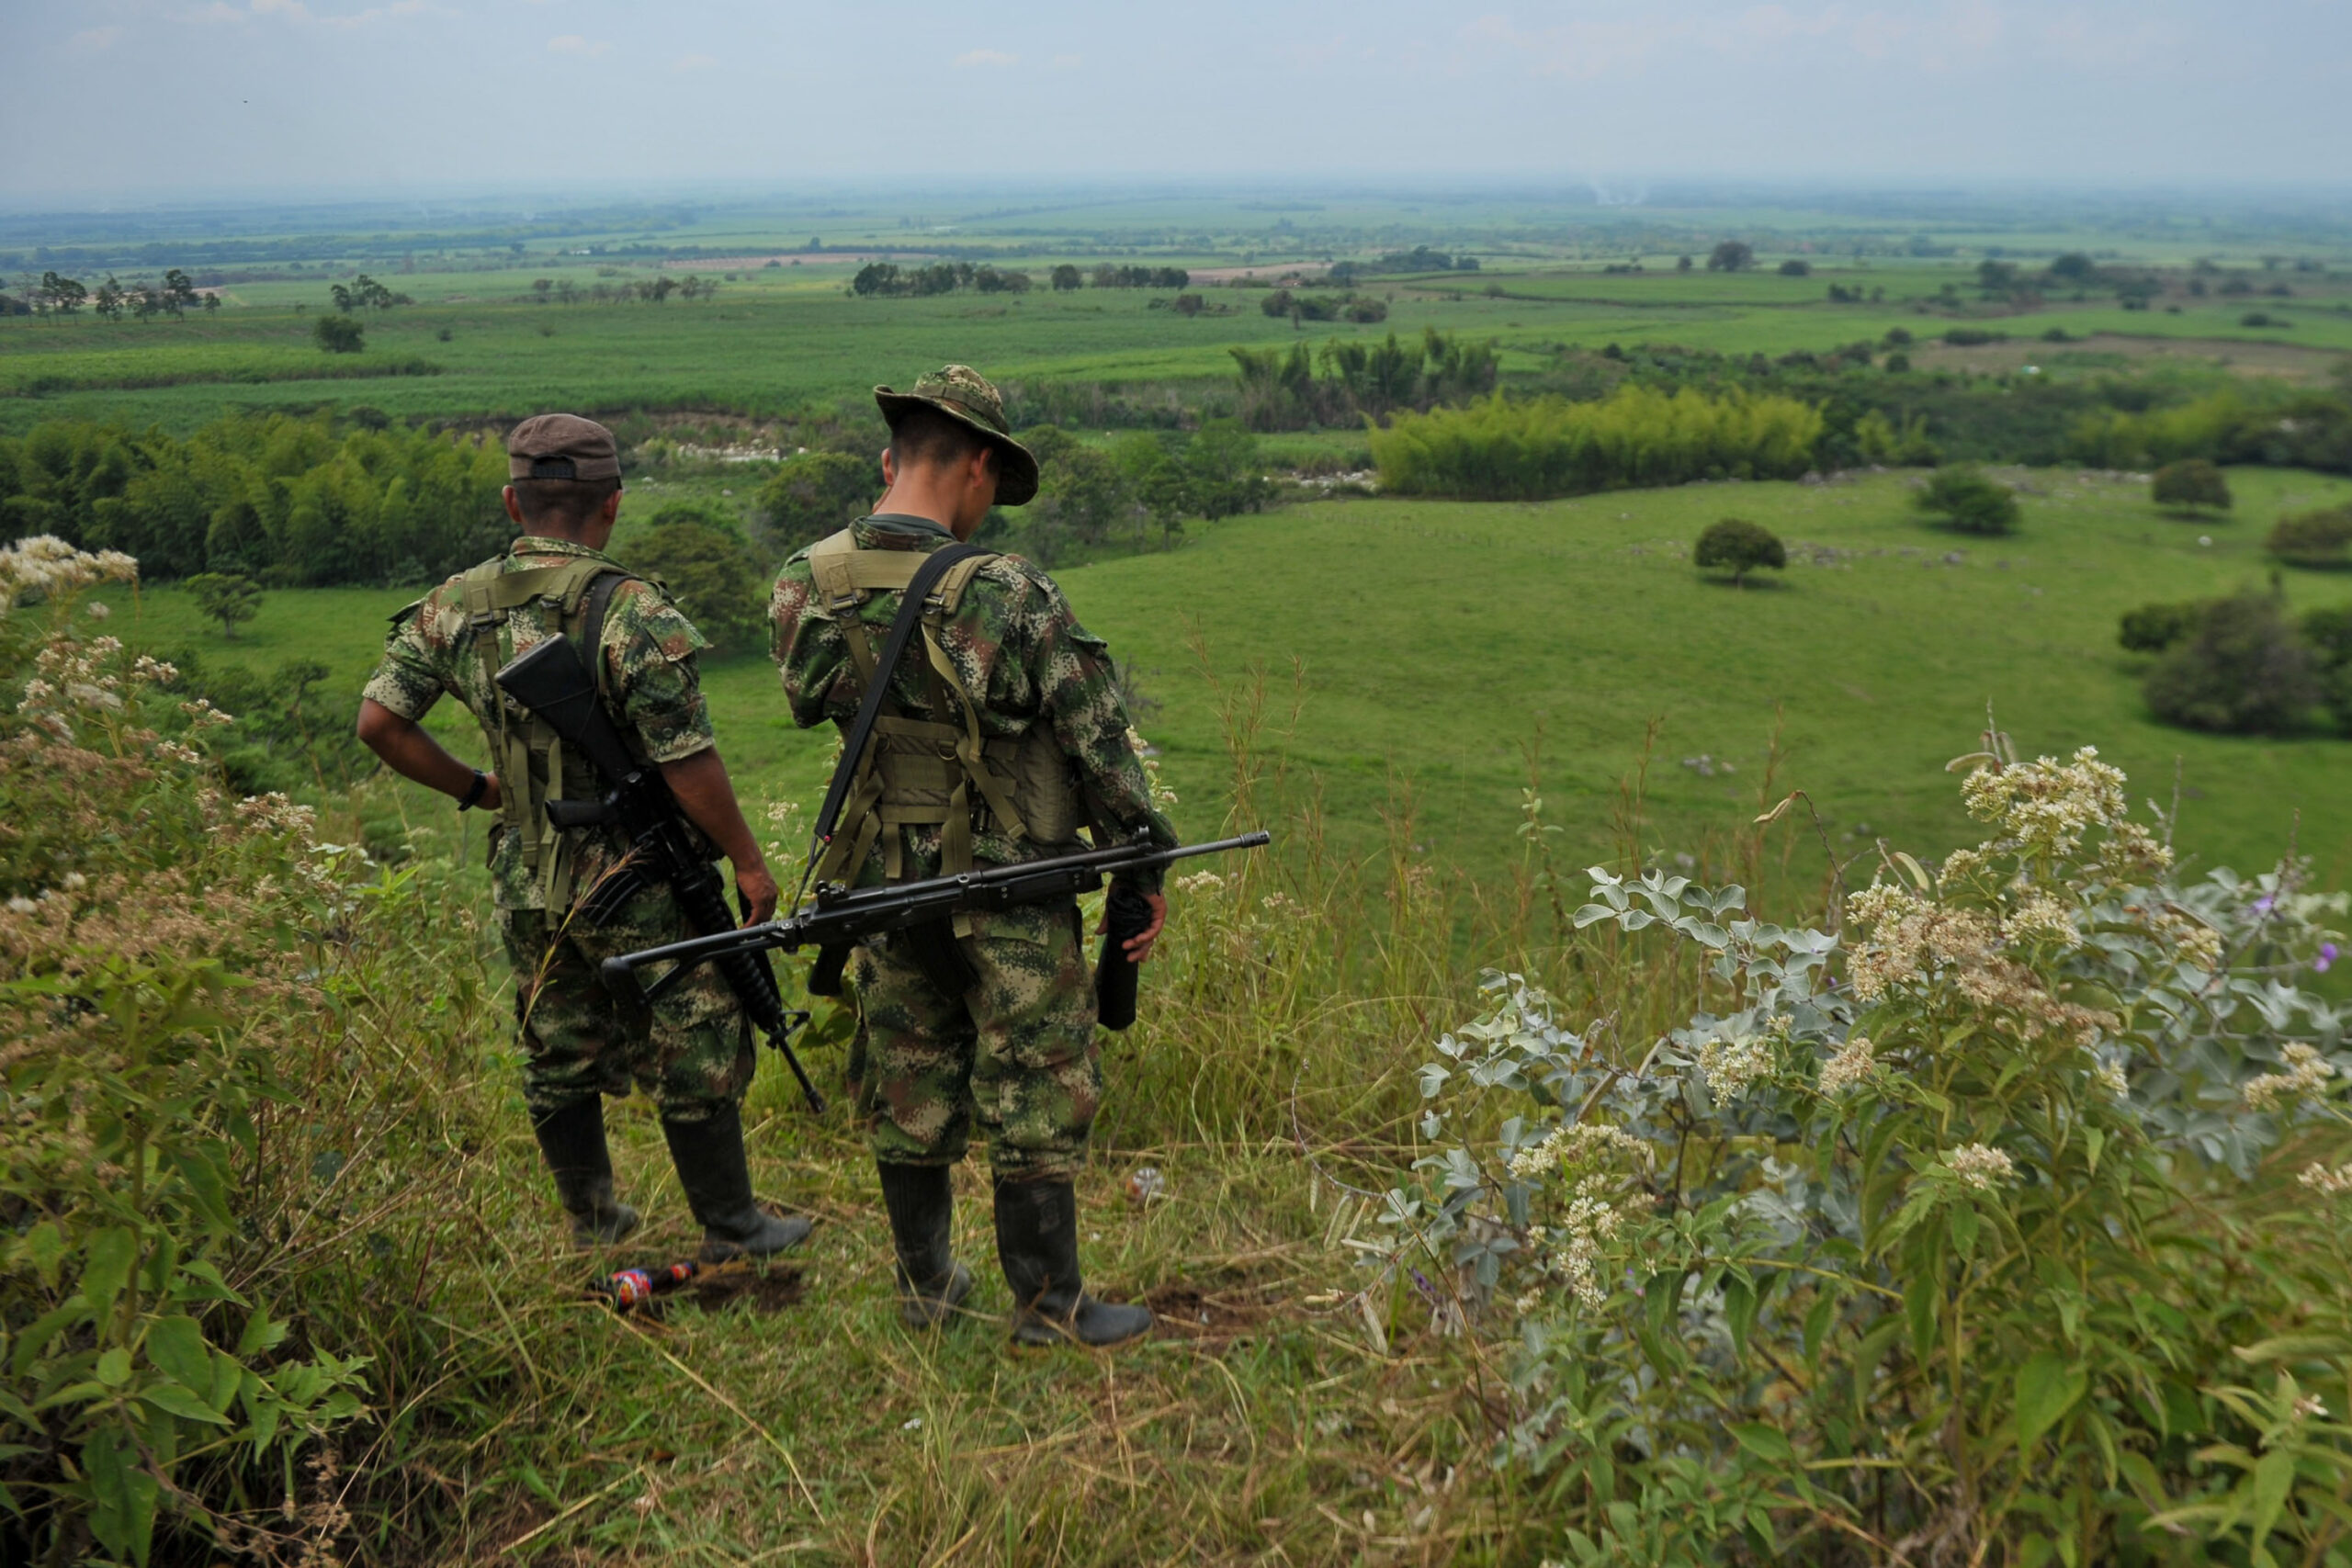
[101,464,2352,892]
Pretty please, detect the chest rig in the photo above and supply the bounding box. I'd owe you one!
[457,551,636,908]
[806,530,1085,889]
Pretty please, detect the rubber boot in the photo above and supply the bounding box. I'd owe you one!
[877,1163,973,1327]
[992,1175,1152,1348]
[661,1102,813,1263]
[530,1098,639,1249]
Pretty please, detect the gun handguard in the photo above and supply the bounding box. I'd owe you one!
[494,634,827,1113]
[600,831,1271,1004]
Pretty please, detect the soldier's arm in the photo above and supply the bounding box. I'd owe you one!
[660,750,777,924]
[356,598,502,806]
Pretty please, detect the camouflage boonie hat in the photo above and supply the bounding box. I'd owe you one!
[874,365,1039,506]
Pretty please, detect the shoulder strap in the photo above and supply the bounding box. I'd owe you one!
[576,568,633,710]
[808,543,988,867]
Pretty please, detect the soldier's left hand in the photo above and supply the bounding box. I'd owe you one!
[1105,892,1168,964]
[736,863,779,926]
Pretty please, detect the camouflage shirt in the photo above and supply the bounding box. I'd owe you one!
[363,536,716,910]
[769,515,1174,886]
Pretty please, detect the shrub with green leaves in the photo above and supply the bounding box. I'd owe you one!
[1912,465,2021,534]
[623,509,767,656]
[2152,458,2232,513]
[756,448,876,558]
[2305,604,2352,736]
[2119,598,2204,653]
[1384,744,2348,1566]
[1690,518,1785,586]
[310,314,364,355]
[2143,588,2318,734]
[2268,506,2352,570]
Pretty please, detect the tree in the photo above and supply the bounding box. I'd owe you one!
[2267,505,2352,568]
[38,271,86,314]
[2047,252,2096,284]
[1675,254,1693,272]
[1181,420,1268,521]
[1691,518,1786,587]
[2143,588,2317,734]
[624,521,766,655]
[93,277,127,321]
[757,449,876,554]
[1705,241,1755,273]
[1913,466,2020,534]
[1776,258,1811,277]
[159,269,198,316]
[312,314,366,354]
[1049,265,1082,292]
[185,572,263,639]
[2151,458,2232,513]
[1033,444,1128,545]
[1173,292,1204,317]
[2118,600,2203,653]
[2304,605,2352,736]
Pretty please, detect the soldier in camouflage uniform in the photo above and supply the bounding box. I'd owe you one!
[358,413,809,1261]
[770,366,1174,1348]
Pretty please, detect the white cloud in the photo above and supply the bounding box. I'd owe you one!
[673,51,717,71]
[547,32,610,54]
[952,48,1017,68]
[67,25,126,50]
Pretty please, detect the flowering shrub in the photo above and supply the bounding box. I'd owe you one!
[1385,744,2349,1564]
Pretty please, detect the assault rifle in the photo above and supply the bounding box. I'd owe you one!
[599,831,1271,1022]
[494,633,827,1113]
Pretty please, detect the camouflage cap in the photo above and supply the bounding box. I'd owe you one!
[506,412,622,482]
[874,365,1039,506]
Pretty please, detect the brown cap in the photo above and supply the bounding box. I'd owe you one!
[506,413,622,482]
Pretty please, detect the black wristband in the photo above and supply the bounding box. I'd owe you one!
[457,770,489,812]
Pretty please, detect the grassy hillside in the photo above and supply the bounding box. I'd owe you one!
[100,465,2352,892]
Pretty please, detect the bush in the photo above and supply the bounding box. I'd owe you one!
[1389,748,2352,1565]
[624,515,768,655]
[2306,604,2352,735]
[1370,386,1825,501]
[1691,518,1785,586]
[2268,505,2352,569]
[1705,241,1754,272]
[2118,598,2203,653]
[757,449,876,557]
[1912,466,2021,534]
[311,314,364,354]
[1775,257,1810,276]
[1942,328,2007,346]
[2153,457,2232,512]
[184,570,262,638]
[2143,588,2318,733]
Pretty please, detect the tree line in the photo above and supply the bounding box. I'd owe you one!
[17,268,216,320]
[0,412,510,586]
[1230,328,1499,430]
[525,275,721,305]
[851,261,1192,299]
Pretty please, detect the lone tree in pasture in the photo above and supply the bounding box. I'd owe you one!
[1050,265,1082,291]
[2267,506,2352,569]
[1706,241,1755,272]
[186,572,263,639]
[1776,258,1810,276]
[2143,588,2316,734]
[759,449,876,554]
[312,314,366,354]
[1692,518,1787,587]
[2048,252,2097,284]
[2152,459,2232,514]
[1913,466,2020,535]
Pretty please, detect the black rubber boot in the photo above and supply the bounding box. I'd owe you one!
[877,1163,973,1328]
[531,1098,639,1249]
[661,1103,813,1263]
[992,1175,1152,1348]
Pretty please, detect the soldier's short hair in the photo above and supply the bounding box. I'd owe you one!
[511,474,622,528]
[888,406,1000,475]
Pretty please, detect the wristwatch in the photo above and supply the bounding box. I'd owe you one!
[458,770,489,811]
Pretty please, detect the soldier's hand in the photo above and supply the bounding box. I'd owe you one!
[735,863,779,926]
[481,772,503,812]
[1102,891,1168,964]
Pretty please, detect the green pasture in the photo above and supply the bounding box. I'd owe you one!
[101,464,2352,895]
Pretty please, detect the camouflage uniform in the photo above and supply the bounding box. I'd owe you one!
[770,513,1173,1179]
[363,536,753,1123]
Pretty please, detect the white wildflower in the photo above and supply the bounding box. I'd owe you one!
[1555,1177,1623,1309]
[6,897,36,915]
[2295,1394,2329,1421]
[1959,747,2128,861]
[2299,1161,2352,1197]
[2244,1043,2333,1112]
[1508,1121,1647,1180]
[179,698,235,728]
[86,601,111,620]
[61,872,85,891]
[2003,890,2080,949]
[1942,1143,2017,1193]
[133,655,179,684]
[1817,1033,1877,1097]
[1696,1033,1772,1101]
[1173,870,1224,896]
[2092,1059,2129,1100]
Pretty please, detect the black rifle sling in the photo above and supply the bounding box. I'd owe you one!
[809,542,988,863]
[577,568,630,710]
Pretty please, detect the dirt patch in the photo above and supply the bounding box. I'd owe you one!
[1916,331,2349,383]
[1142,1280,1283,1340]
[584,1259,806,1321]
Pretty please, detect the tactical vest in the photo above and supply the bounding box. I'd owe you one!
[806,530,1086,887]
[456,551,638,909]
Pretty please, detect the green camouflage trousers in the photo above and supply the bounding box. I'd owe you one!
[848,898,1102,1179]
[499,891,755,1125]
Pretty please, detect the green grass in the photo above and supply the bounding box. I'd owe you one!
[104,464,2352,895]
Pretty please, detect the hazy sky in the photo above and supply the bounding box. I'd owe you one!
[6,0,2347,201]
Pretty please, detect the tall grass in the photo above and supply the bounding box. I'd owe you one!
[1369,384,1826,500]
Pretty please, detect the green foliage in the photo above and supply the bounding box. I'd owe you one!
[326,275,409,312]
[1706,241,1755,272]
[1913,466,2021,534]
[1388,749,2350,1565]
[2071,389,2352,477]
[310,315,364,355]
[2306,604,2352,735]
[1691,517,1785,585]
[183,570,261,638]
[2268,505,2352,568]
[624,515,767,656]
[1775,257,1810,277]
[2119,598,2203,653]
[2144,588,2319,734]
[1369,384,1825,501]
[2154,457,2233,512]
[1851,409,1939,465]
[756,449,876,557]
